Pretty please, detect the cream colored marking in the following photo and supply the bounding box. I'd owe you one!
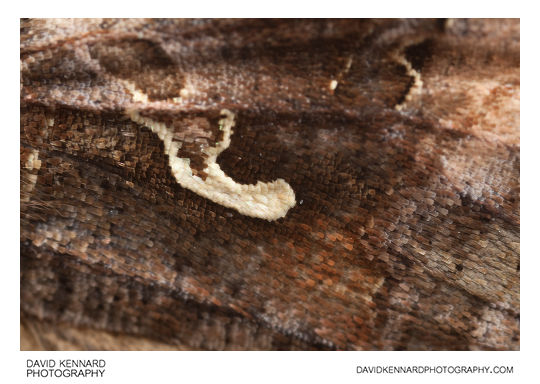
[123,81,150,103]
[393,40,425,111]
[178,83,195,99]
[25,149,42,171]
[127,107,296,221]
[22,149,42,202]
[123,79,192,105]
[329,55,353,93]
[343,56,353,72]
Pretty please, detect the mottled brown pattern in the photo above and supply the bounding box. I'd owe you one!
[20,18,519,350]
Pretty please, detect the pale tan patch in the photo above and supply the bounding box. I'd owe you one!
[21,149,42,202]
[436,78,520,145]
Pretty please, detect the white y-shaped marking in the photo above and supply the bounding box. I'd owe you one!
[127,108,296,221]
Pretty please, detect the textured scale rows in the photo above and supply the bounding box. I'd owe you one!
[21,19,519,350]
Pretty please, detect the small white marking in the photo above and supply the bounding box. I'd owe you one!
[123,81,150,103]
[329,55,353,94]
